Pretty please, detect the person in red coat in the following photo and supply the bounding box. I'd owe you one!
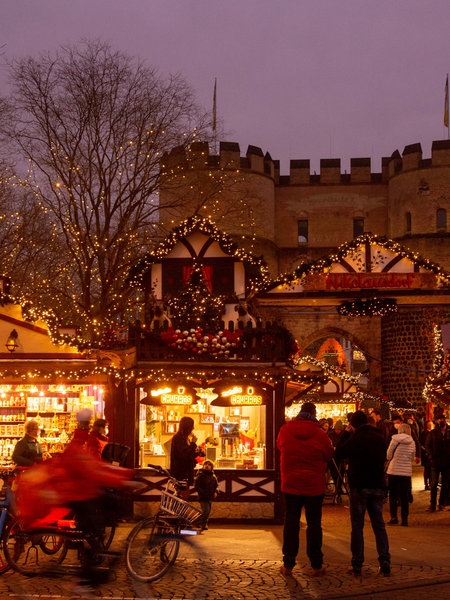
[277,401,334,577]
[87,418,109,459]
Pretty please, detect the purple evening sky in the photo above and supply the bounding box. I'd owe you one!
[2,0,450,174]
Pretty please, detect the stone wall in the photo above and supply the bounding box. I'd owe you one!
[381,308,450,411]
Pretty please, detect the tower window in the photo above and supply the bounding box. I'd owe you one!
[405,211,412,234]
[437,208,447,231]
[297,219,308,244]
[353,218,364,237]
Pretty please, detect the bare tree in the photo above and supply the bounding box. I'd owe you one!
[1,40,212,343]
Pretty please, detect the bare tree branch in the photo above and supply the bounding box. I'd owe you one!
[1,40,212,342]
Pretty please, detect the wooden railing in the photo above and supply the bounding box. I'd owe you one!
[128,322,296,363]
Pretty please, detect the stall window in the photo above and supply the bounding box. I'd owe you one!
[162,258,234,296]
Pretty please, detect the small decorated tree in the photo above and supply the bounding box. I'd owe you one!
[167,261,224,332]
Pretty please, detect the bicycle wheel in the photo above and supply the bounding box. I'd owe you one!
[125,516,180,582]
[39,533,65,555]
[3,519,67,576]
[0,513,14,575]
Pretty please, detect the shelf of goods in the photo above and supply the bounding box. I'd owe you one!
[27,395,79,454]
[0,395,26,462]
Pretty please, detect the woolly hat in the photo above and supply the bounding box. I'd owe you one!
[76,408,93,424]
[300,402,316,416]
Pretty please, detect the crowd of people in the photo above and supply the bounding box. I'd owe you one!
[9,403,450,583]
[277,402,450,578]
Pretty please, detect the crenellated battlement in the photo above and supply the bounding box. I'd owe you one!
[161,139,450,186]
[161,141,275,178]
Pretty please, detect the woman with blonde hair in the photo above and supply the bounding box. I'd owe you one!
[386,423,416,526]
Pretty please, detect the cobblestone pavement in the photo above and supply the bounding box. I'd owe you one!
[0,556,450,600]
[0,468,449,599]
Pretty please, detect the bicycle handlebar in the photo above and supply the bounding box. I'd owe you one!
[147,463,170,476]
[146,464,188,488]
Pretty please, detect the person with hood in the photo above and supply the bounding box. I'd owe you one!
[276,402,334,577]
[386,423,416,526]
[87,418,109,459]
[67,408,92,448]
[335,410,391,577]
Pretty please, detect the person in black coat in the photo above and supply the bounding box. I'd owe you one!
[335,410,391,576]
[194,460,219,530]
[425,414,450,511]
[170,416,199,500]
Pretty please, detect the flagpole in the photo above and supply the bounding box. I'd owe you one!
[212,78,217,153]
[444,74,449,139]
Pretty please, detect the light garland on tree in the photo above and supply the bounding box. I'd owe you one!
[423,323,448,403]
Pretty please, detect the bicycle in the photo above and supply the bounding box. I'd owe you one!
[0,467,66,576]
[3,499,119,577]
[125,464,203,582]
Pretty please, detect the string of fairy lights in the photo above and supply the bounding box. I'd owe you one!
[264,232,450,294]
[129,214,271,291]
[423,324,447,403]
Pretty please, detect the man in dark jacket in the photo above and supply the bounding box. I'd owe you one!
[335,410,391,576]
[12,420,43,466]
[276,401,334,577]
[369,409,393,448]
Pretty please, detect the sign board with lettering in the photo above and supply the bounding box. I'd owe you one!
[304,272,437,292]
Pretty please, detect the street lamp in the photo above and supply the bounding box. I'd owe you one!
[5,330,19,353]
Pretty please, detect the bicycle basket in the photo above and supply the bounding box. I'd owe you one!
[160,490,202,524]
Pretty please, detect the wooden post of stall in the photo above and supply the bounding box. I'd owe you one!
[106,375,139,467]
[273,379,287,523]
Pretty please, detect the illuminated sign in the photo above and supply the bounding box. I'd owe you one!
[227,386,263,406]
[151,387,171,397]
[302,272,438,292]
[230,395,263,406]
[161,386,192,405]
[326,273,416,290]
[222,386,243,397]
